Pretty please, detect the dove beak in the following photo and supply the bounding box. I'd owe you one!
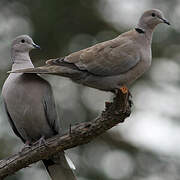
[32,43,41,49]
[159,17,170,25]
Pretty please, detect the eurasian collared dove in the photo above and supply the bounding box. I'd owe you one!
[10,9,170,94]
[2,35,76,180]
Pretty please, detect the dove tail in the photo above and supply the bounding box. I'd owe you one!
[9,58,88,79]
[43,151,77,180]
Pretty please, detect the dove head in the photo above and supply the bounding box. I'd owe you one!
[11,35,40,53]
[11,35,40,68]
[138,9,170,31]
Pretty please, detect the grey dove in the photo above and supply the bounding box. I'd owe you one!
[2,35,76,180]
[10,9,170,94]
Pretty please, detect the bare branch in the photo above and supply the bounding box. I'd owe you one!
[0,91,131,179]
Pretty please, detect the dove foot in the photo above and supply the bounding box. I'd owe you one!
[19,141,31,153]
[37,136,48,147]
[120,86,129,94]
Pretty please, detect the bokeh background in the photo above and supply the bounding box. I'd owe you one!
[0,0,180,179]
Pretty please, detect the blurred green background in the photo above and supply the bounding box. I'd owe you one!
[0,0,180,179]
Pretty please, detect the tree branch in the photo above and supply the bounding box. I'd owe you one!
[0,91,131,179]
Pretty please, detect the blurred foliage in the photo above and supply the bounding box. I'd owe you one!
[0,0,180,180]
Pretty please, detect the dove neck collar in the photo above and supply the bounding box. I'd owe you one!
[135,28,145,34]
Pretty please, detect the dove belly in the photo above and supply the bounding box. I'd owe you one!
[2,74,54,142]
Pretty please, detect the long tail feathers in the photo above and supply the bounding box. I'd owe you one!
[8,58,87,79]
[43,151,77,180]
[8,66,52,74]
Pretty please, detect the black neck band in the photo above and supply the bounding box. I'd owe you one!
[135,28,145,34]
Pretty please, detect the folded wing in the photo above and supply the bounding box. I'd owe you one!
[63,34,140,76]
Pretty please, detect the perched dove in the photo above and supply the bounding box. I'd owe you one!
[10,9,170,95]
[2,35,76,180]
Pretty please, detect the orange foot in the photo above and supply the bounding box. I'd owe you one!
[120,86,129,94]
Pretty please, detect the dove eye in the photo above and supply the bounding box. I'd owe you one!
[151,13,156,17]
[21,39,25,43]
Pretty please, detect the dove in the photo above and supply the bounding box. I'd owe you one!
[2,35,76,180]
[10,9,170,95]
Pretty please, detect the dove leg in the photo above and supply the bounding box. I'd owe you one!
[114,86,132,112]
[23,140,31,148]
[121,87,133,112]
[120,86,132,103]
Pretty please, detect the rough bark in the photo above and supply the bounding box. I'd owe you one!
[0,91,131,179]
